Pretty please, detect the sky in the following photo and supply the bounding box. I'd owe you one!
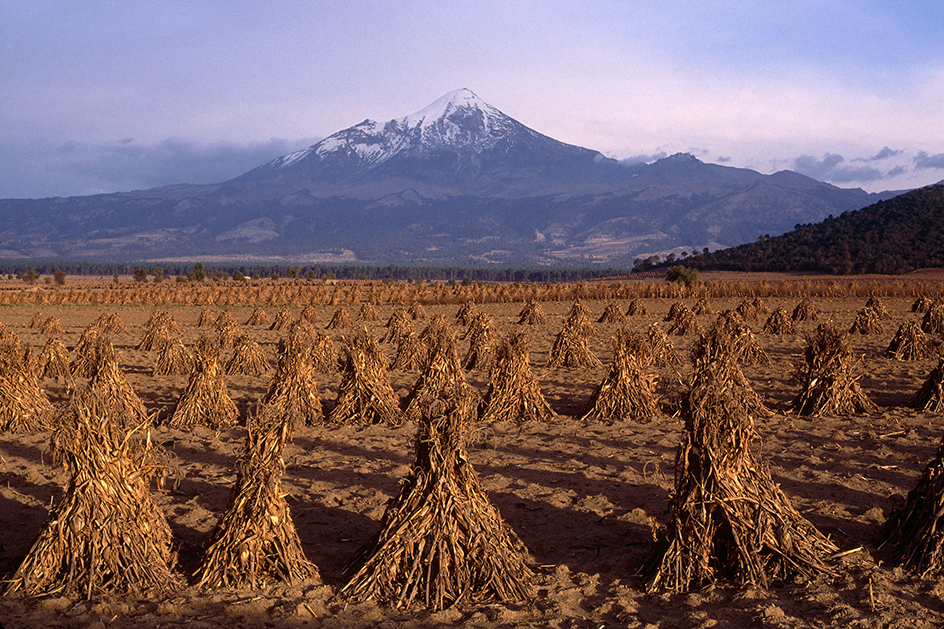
[2,1,943,199]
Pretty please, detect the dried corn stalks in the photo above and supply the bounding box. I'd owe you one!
[517,301,547,325]
[152,337,194,376]
[792,298,819,322]
[169,337,240,429]
[886,320,932,360]
[849,306,885,335]
[547,322,602,369]
[36,336,72,382]
[326,307,353,330]
[225,334,270,375]
[480,332,554,423]
[910,359,944,412]
[403,327,477,422]
[329,329,404,425]
[0,336,54,432]
[245,307,272,327]
[762,308,797,336]
[581,329,659,422]
[261,340,324,432]
[461,312,495,372]
[790,323,876,416]
[646,322,682,366]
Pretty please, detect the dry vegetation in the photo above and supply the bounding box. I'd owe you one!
[3,272,944,627]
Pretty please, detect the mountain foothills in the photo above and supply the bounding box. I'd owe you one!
[0,89,898,266]
[677,184,944,275]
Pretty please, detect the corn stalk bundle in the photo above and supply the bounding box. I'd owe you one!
[461,313,495,372]
[664,301,687,322]
[381,308,414,344]
[790,323,876,416]
[70,325,108,379]
[37,336,72,382]
[667,305,703,337]
[876,433,944,576]
[28,312,46,329]
[310,329,341,374]
[646,322,682,366]
[697,310,769,366]
[144,309,182,335]
[751,297,770,315]
[455,300,479,326]
[224,334,270,376]
[5,393,177,598]
[329,329,405,425]
[580,329,659,422]
[692,298,713,316]
[195,410,319,589]
[214,311,242,349]
[909,359,944,412]
[86,340,149,429]
[480,332,554,423]
[197,308,218,327]
[922,301,944,334]
[262,343,324,432]
[408,302,428,321]
[913,296,935,313]
[791,298,819,322]
[626,298,649,316]
[245,307,272,327]
[547,322,602,369]
[886,320,933,360]
[40,316,63,336]
[643,351,837,593]
[517,301,547,325]
[403,328,477,422]
[865,295,892,320]
[136,321,176,352]
[391,332,429,371]
[597,302,626,324]
[169,337,240,429]
[340,396,533,610]
[849,306,885,335]
[357,301,379,321]
[762,308,797,336]
[269,309,294,331]
[419,315,453,346]
[152,337,194,376]
[300,304,321,324]
[735,299,761,322]
[95,312,129,335]
[326,307,353,330]
[283,318,317,352]
[0,337,54,432]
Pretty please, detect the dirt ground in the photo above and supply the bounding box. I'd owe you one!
[2,290,944,628]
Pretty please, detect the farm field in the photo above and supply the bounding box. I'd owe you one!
[2,275,944,628]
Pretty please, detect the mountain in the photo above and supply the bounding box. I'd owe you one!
[0,88,898,265]
[671,184,944,274]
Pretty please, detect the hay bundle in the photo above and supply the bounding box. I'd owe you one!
[517,301,547,325]
[480,333,554,423]
[909,359,944,412]
[455,301,478,326]
[692,298,713,316]
[300,304,321,324]
[597,303,626,324]
[547,322,602,369]
[95,312,128,335]
[310,329,341,373]
[735,298,761,322]
[40,316,63,336]
[269,309,294,331]
[391,332,429,371]
[664,301,687,322]
[913,296,935,313]
[886,320,933,360]
[667,305,702,337]
[922,301,944,334]
[791,298,819,322]
[849,306,885,335]
[790,323,876,416]
[70,325,108,379]
[877,433,944,575]
[403,327,477,422]
[381,308,414,344]
[5,392,177,597]
[214,311,243,349]
[419,315,453,344]
[580,329,658,422]
[36,336,72,382]
[197,308,218,327]
[565,301,595,336]
[340,396,533,610]
[27,312,46,329]
[461,313,495,372]
[408,302,428,321]
[646,322,682,365]
[866,295,892,320]
[144,309,181,333]
[224,334,270,376]
[262,342,324,432]
[196,410,319,588]
[644,349,837,592]
[86,338,149,429]
[762,308,797,335]
[701,310,769,366]
[137,310,181,351]
[357,301,379,321]
[626,298,649,316]
[152,337,194,376]
[245,307,272,327]
[169,337,240,429]
[0,337,54,432]
[326,307,353,330]
[329,329,404,425]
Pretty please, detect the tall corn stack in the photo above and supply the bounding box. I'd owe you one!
[704,310,769,366]
[197,308,217,327]
[667,304,702,337]
[790,323,876,416]
[597,302,626,324]
[886,320,933,360]
[646,322,682,365]
[461,312,495,372]
[910,359,944,412]
[517,300,547,325]
[390,331,428,371]
[565,299,595,336]
[913,295,935,313]
[922,301,944,334]
[310,329,341,374]
[849,306,885,335]
[791,297,819,322]
[692,298,713,316]
[455,300,479,326]
[85,336,149,429]
[27,312,46,329]
[644,322,837,592]
[580,329,659,422]
[36,336,72,383]
[0,335,54,432]
[329,328,405,425]
[5,392,178,598]
[195,409,320,588]
[152,337,194,376]
[300,304,321,325]
[664,301,687,322]
[70,325,108,379]
[547,320,602,369]
[762,307,797,335]
[169,336,240,429]
[357,301,379,321]
[261,336,324,433]
[326,307,353,330]
[626,298,649,316]
[381,308,414,344]
[224,333,270,376]
[95,312,129,335]
[40,316,64,336]
[340,395,533,610]
[214,310,243,349]
[269,309,294,331]
[408,301,428,320]
[245,307,271,327]
[479,332,554,423]
[866,294,892,319]
[403,326,477,422]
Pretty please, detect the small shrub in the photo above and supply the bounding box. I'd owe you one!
[666,265,699,286]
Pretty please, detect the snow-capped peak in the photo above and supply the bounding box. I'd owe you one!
[401,88,497,129]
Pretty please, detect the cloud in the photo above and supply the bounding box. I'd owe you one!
[853,146,903,162]
[914,151,944,170]
[791,153,884,183]
[618,151,668,166]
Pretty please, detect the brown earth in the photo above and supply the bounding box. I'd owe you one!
[1,292,944,628]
